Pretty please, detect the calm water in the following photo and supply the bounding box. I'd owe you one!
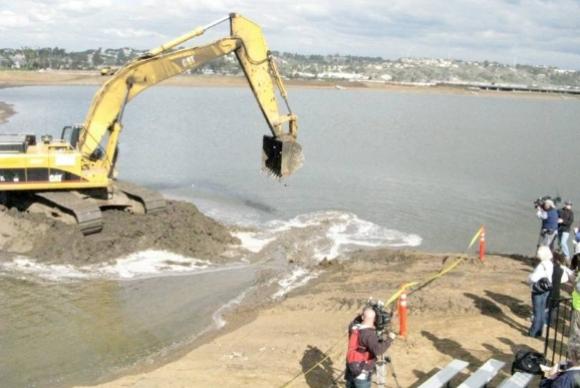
[0,85,579,386]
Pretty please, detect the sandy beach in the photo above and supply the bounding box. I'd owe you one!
[1,70,576,100]
[82,250,548,387]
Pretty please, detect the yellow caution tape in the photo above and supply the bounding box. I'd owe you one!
[467,225,484,250]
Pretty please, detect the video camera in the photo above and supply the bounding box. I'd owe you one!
[534,195,561,208]
[367,299,393,335]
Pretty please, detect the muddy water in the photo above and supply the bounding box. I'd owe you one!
[0,261,258,387]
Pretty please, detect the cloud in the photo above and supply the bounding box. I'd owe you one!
[0,11,31,30]
[0,0,579,69]
[57,0,113,14]
[103,28,163,39]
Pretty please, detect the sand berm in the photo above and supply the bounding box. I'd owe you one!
[0,200,238,264]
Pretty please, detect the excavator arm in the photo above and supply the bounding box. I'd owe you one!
[79,13,302,177]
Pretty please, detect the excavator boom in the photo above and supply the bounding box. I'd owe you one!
[80,13,302,178]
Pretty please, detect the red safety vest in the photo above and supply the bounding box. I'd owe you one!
[346,325,372,364]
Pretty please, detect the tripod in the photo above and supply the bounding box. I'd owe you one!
[375,355,401,388]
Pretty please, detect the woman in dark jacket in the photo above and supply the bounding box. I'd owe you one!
[540,347,580,387]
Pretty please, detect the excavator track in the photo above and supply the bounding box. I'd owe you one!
[34,191,103,235]
[114,181,166,214]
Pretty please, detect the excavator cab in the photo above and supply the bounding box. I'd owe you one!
[61,125,82,149]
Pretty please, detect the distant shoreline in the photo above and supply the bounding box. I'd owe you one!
[1,70,578,100]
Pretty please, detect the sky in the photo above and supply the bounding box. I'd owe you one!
[1,0,579,69]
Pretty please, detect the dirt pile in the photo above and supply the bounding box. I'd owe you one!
[0,200,239,264]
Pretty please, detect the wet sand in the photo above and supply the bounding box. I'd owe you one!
[85,250,549,387]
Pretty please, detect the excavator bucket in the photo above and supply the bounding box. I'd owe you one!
[262,135,304,178]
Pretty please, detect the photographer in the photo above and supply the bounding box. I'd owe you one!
[537,199,559,248]
[345,305,395,388]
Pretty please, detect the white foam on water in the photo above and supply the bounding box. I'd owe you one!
[232,231,275,253]
[211,288,251,329]
[97,250,211,279]
[234,210,422,261]
[272,267,320,299]
[0,257,90,281]
[316,211,422,260]
[0,250,215,281]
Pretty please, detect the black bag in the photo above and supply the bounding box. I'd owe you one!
[346,361,365,378]
[533,277,552,294]
[512,349,547,375]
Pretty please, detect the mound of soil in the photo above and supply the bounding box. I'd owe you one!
[0,200,239,264]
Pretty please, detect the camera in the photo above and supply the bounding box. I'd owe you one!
[534,195,561,208]
[367,299,392,334]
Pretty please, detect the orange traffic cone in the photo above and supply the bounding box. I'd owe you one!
[398,292,408,338]
[479,226,486,262]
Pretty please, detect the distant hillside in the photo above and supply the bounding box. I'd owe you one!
[1,47,579,90]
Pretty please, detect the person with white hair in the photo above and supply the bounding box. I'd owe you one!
[528,246,572,337]
[538,199,560,248]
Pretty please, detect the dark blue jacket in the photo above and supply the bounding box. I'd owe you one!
[559,208,574,232]
[544,208,559,231]
[540,368,580,387]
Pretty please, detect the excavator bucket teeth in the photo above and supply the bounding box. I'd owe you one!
[262,135,304,178]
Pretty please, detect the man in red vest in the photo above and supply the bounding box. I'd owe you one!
[345,306,395,388]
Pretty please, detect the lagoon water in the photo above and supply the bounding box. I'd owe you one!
[3,85,580,254]
[0,85,579,386]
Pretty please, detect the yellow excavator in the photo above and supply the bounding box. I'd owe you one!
[0,14,303,234]
[99,66,117,76]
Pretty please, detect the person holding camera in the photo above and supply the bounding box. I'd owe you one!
[558,201,574,263]
[538,199,559,248]
[345,305,395,388]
